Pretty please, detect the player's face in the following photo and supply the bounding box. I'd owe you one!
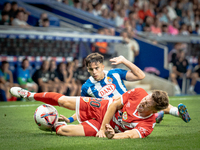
[87,62,104,81]
[137,94,156,113]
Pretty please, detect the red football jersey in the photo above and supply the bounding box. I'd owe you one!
[110,88,156,138]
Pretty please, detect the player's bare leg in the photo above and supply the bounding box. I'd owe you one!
[55,124,85,136]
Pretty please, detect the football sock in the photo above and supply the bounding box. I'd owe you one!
[189,85,194,91]
[31,92,64,106]
[169,107,179,117]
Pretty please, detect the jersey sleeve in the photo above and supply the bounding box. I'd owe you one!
[81,84,90,97]
[133,121,156,138]
[121,89,136,105]
[114,68,128,80]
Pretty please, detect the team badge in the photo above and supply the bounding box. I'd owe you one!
[98,84,116,97]
[107,77,113,83]
[82,97,89,102]
[122,111,128,120]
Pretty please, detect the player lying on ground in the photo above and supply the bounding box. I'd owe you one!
[64,53,191,124]
[11,86,171,139]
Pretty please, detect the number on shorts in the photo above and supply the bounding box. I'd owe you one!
[90,98,102,108]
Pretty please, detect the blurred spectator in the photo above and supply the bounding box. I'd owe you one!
[92,28,110,59]
[101,8,111,20]
[73,0,81,9]
[167,0,178,21]
[159,6,169,24]
[92,3,102,16]
[73,58,90,96]
[114,9,127,27]
[151,18,162,35]
[168,18,179,35]
[32,60,57,92]
[42,18,50,27]
[66,62,78,96]
[0,74,7,101]
[175,2,183,17]
[170,50,191,95]
[2,2,11,13]
[12,10,31,28]
[192,24,200,35]
[161,24,169,35]
[168,43,182,63]
[179,23,190,35]
[0,11,10,25]
[49,60,65,94]
[0,61,18,101]
[36,13,48,27]
[56,62,76,95]
[138,1,154,21]
[9,1,18,23]
[17,58,38,92]
[188,55,200,94]
[121,30,139,63]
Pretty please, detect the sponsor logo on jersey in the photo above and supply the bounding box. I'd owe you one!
[122,111,128,120]
[107,77,113,83]
[82,97,89,102]
[98,84,116,97]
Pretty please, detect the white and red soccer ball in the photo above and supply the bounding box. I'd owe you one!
[34,104,58,131]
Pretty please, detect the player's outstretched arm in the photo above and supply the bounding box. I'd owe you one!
[96,97,123,138]
[110,55,145,81]
[105,124,140,139]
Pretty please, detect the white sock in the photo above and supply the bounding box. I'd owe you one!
[189,85,194,91]
[175,85,181,92]
[169,107,179,117]
[28,92,36,101]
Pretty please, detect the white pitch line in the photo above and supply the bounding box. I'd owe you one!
[170,97,200,101]
[0,104,40,108]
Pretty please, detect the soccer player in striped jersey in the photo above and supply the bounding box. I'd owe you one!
[81,53,145,98]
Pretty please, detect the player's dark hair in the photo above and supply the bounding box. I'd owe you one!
[151,90,169,111]
[85,53,104,67]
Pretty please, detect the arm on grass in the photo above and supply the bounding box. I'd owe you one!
[105,124,140,139]
[96,97,123,138]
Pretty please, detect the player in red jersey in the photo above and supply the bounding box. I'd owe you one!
[10,87,169,139]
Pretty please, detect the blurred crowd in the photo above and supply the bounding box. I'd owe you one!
[0,58,90,101]
[56,0,200,35]
[0,1,50,27]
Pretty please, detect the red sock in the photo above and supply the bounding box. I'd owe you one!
[33,92,64,106]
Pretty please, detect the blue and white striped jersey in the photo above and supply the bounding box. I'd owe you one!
[81,68,128,98]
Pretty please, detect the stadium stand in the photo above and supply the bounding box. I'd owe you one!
[1,0,200,101]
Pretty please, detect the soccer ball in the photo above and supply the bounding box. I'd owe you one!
[34,104,58,131]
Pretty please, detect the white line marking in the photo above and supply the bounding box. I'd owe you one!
[0,104,40,108]
[170,97,200,101]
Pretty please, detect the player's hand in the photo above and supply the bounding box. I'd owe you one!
[105,124,115,139]
[96,129,106,138]
[110,55,126,65]
[58,114,70,123]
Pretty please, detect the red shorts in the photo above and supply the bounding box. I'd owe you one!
[80,119,101,136]
[76,97,113,136]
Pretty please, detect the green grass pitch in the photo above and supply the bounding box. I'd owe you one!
[0,95,200,150]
